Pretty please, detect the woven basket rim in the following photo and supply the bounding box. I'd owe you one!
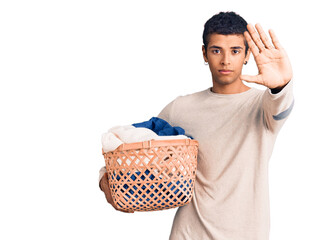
[102,138,198,154]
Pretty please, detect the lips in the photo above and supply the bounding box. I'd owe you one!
[218,70,233,74]
[219,69,233,72]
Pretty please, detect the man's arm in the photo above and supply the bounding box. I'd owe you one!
[262,78,295,133]
[239,23,295,133]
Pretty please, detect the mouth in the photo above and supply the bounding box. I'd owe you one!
[218,70,233,74]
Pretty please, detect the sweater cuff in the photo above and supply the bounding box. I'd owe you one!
[267,78,294,100]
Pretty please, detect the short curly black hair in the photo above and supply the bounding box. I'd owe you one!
[203,11,249,55]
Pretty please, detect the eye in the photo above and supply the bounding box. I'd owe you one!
[232,49,240,54]
[212,49,220,54]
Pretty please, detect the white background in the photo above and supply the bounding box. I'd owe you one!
[1,0,330,239]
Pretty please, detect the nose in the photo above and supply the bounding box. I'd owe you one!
[221,52,230,65]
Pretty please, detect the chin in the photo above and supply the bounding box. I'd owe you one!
[213,73,240,85]
[214,78,236,86]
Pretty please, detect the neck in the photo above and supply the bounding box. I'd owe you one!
[211,80,251,94]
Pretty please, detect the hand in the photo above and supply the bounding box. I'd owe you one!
[100,172,134,213]
[240,23,293,90]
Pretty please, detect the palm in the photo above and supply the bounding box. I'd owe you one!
[241,24,293,89]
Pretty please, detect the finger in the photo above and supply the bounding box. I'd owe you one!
[244,31,259,57]
[269,29,283,50]
[240,74,264,85]
[246,24,265,52]
[255,23,274,49]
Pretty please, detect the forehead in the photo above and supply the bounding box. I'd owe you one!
[208,33,245,48]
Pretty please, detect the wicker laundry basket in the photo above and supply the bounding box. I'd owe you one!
[102,138,198,212]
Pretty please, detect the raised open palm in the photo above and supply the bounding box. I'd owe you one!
[240,23,293,90]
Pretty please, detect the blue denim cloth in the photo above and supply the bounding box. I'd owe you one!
[132,117,193,139]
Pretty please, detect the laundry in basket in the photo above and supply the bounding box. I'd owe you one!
[101,117,198,212]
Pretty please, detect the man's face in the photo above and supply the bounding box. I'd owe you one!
[202,33,250,88]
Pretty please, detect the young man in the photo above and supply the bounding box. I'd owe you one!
[99,11,294,240]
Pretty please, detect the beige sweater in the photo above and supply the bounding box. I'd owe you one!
[159,80,294,240]
[99,79,294,240]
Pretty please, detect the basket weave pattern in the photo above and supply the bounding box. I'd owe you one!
[103,139,198,212]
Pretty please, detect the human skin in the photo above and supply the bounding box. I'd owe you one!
[202,23,293,94]
[240,23,293,91]
[202,33,252,94]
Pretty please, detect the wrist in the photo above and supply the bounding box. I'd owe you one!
[270,87,283,94]
[270,79,291,94]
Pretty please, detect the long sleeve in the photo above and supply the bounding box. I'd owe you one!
[261,78,295,134]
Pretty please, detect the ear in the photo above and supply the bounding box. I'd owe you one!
[202,45,208,61]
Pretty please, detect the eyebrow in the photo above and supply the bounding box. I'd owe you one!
[209,45,243,50]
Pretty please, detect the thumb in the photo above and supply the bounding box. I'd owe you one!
[240,74,263,85]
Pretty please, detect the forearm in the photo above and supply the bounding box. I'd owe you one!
[262,78,295,133]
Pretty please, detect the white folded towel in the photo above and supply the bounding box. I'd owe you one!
[101,131,124,153]
[101,125,189,152]
[110,125,158,143]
